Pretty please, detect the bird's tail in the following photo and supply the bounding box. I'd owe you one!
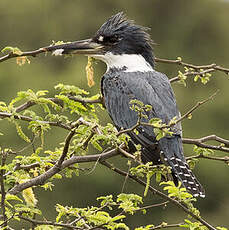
[158,136,205,198]
[163,155,205,198]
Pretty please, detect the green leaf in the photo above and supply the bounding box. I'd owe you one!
[14,121,31,143]
[1,46,23,55]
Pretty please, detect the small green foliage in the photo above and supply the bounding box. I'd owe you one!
[180,219,208,230]
[193,145,214,156]
[55,83,89,95]
[160,181,200,217]
[1,46,23,55]
[55,199,129,230]
[130,163,170,196]
[13,120,31,143]
[178,70,187,87]
[130,99,152,120]
[194,71,212,85]
[160,181,193,200]
[117,193,143,214]
[97,195,116,209]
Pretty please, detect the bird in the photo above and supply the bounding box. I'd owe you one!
[45,12,205,197]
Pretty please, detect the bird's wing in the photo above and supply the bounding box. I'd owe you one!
[102,70,182,160]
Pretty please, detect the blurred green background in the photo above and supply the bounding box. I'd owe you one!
[0,0,229,228]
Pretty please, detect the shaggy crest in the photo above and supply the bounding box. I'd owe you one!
[93,12,155,67]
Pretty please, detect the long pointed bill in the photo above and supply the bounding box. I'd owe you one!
[43,39,104,56]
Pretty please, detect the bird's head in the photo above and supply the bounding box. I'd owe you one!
[46,12,155,71]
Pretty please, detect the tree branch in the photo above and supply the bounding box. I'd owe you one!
[151,222,184,230]
[183,135,229,153]
[0,48,45,63]
[19,215,79,229]
[8,148,119,195]
[0,150,7,228]
[100,161,217,230]
[170,68,215,83]
[0,45,229,78]
[186,153,229,163]
[8,127,76,195]
[0,111,72,130]
[155,57,229,75]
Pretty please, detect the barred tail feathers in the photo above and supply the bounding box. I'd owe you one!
[164,155,205,198]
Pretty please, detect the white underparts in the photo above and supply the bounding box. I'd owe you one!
[91,52,154,72]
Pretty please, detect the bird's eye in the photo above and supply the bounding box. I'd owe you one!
[105,35,120,44]
[96,35,120,45]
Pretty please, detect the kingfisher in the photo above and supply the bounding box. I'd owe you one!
[45,12,205,197]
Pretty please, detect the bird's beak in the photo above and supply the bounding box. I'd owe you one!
[44,39,104,56]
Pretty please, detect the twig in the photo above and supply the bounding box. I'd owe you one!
[100,161,217,230]
[68,95,103,105]
[56,130,75,167]
[1,46,229,76]
[174,90,219,125]
[15,98,64,113]
[170,68,215,83]
[0,111,72,130]
[186,154,229,163]
[151,222,184,230]
[19,215,79,229]
[137,201,169,211]
[117,120,140,137]
[15,96,102,114]
[155,57,229,75]
[183,135,229,154]
[0,48,45,63]
[8,148,119,195]
[0,150,7,228]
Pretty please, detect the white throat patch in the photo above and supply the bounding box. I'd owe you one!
[91,52,154,72]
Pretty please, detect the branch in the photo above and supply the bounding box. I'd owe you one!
[15,96,102,114]
[174,90,219,125]
[100,161,217,230]
[68,95,103,105]
[0,111,72,130]
[186,153,229,163]
[1,44,229,78]
[8,148,119,195]
[8,127,77,195]
[155,57,229,75]
[19,215,79,229]
[0,150,7,228]
[137,201,169,211]
[0,48,45,63]
[151,222,183,230]
[15,98,64,113]
[170,68,215,83]
[183,135,229,154]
